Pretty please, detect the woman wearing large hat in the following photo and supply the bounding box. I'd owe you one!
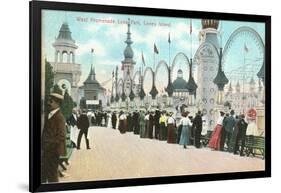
[167,112,177,144]
[118,111,127,134]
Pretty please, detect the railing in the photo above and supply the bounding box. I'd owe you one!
[52,62,81,73]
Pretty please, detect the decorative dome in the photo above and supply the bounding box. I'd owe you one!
[123,19,134,60]
[172,76,188,90]
[249,77,255,85]
[124,46,134,59]
[201,19,219,29]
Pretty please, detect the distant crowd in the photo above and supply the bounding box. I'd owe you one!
[68,108,262,157]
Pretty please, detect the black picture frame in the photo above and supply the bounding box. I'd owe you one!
[30,0,271,192]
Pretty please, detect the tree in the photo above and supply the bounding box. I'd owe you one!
[61,89,75,119]
[44,59,54,115]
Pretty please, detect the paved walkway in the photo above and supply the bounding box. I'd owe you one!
[60,126,264,182]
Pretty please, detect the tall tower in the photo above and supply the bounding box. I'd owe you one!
[122,19,136,96]
[51,22,81,102]
[195,19,220,130]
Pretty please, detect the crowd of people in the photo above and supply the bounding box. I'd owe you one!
[208,109,262,157]
[67,107,262,158]
[41,88,262,183]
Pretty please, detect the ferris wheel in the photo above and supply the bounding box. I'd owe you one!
[222,26,265,83]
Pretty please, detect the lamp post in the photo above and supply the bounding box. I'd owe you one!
[165,66,174,108]
[186,58,198,107]
[149,71,158,108]
[213,48,229,114]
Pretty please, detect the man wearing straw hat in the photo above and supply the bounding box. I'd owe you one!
[42,88,66,183]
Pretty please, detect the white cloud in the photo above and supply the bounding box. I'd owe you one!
[76,39,106,57]
[98,59,119,67]
[105,23,127,41]
[84,24,100,33]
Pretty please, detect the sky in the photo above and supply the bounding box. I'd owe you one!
[42,10,265,94]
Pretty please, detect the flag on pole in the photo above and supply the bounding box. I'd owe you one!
[168,32,171,44]
[141,51,146,66]
[91,48,94,53]
[244,43,249,53]
[190,19,192,34]
[154,43,159,54]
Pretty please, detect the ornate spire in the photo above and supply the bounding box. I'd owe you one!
[115,94,120,102]
[258,79,263,92]
[84,64,98,84]
[165,67,174,97]
[110,95,115,103]
[228,82,233,93]
[257,60,265,84]
[186,59,198,94]
[57,22,74,41]
[139,86,146,100]
[149,85,158,99]
[129,88,135,101]
[121,90,127,102]
[236,81,240,92]
[213,48,229,91]
[115,66,119,102]
[249,77,255,85]
[149,72,158,99]
[123,19,135,64]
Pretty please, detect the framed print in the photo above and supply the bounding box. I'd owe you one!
[29,0,271,192]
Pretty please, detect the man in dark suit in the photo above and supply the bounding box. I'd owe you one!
[193,111,203,148]
[154,110,160,139]
[223,110,236,151]
[42,91,66,183]
[112,111,117,129]
[77,110,90,149]
[233,114,248,156]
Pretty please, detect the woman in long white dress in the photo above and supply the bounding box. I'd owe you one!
[107,112,112,128]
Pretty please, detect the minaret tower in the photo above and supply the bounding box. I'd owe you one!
[121,19,136,103]
[122,19,136,80]
[52,22,81,102]
[195,19,220,130]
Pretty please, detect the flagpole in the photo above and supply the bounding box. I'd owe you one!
[243,43,245,114]
[169,33,171,67]
[154,45,155,70]
[190,19,192,58]
[91,49,93,66]
[141,51,144,75]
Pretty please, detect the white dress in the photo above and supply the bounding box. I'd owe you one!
[107,113,112,128]
[70,114,79,143]
[246,120,259,136]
